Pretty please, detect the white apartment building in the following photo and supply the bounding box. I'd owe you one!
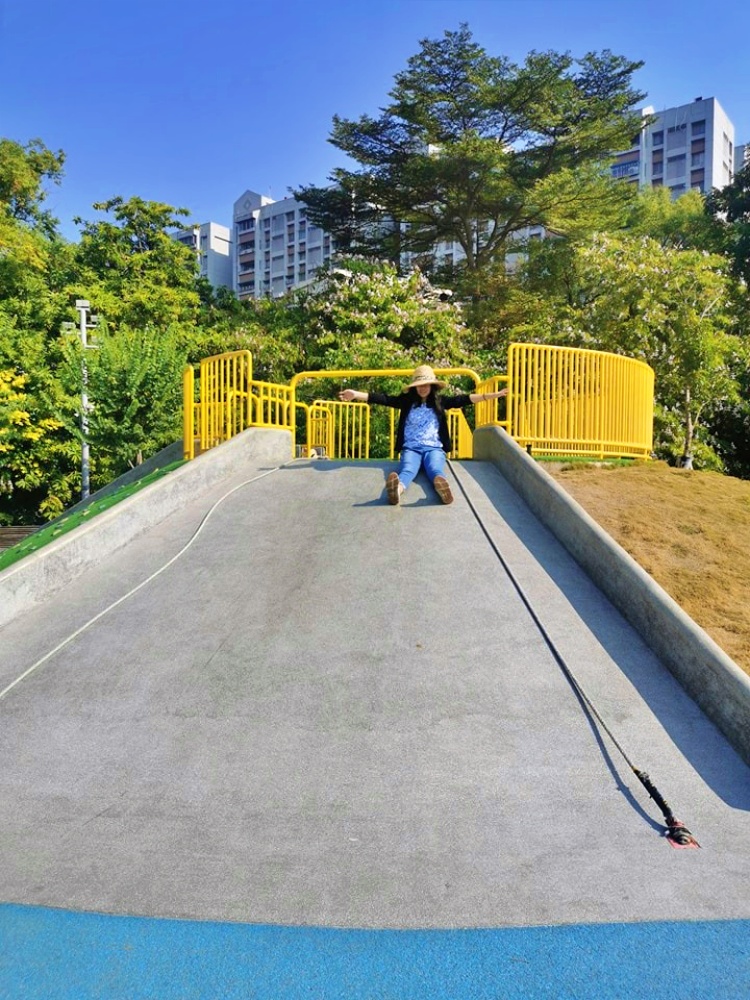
[233,190,334,299]
[612,97,736,196]
[227,99,742,299]
[174,222,233,289]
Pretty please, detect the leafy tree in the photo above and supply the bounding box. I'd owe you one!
[295,26,644,279]
[0,317,79,523]
[59,322,188,483]
[703,335,750,479]
[0,139,75,331]
[73,196,202,329]
[561,233,739,468]
[0,137,65,236]
[626,186,721,251]
[705,157,750,289]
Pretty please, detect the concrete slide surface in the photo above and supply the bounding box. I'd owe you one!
[1,456,748,998]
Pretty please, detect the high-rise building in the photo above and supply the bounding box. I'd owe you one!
[612,97,736,196]
[173,222,233,290]
[233,190,334,299]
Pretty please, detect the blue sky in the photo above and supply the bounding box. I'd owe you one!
[2,0,749,241]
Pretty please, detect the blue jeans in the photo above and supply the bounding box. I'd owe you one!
[398,446,446,489]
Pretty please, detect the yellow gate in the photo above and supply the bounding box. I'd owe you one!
[308,401,370,459]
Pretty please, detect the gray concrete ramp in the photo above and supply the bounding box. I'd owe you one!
[1,458,749,931]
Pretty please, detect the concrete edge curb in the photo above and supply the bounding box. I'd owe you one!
[474,425,750,767]
[0,429,292,630]
[47,440,186,524]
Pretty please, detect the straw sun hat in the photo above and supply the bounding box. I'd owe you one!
[406,365,446,389]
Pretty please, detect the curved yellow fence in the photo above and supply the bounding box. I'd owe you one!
[505,344,654,460]
[184,347,654,463]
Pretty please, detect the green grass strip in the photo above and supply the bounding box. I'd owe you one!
[0,460,186,573]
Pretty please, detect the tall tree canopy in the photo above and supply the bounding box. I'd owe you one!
[295,26,645,278]
[705,157,750,288]
[560,233,739,468]
[0,137,65,236]
[73,196,201,329]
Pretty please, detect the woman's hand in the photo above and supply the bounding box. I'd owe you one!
[337,389,357,402]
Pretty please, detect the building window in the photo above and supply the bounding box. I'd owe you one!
[691,152,705,168]
[652,130,664,146]
[666,154,686,180]
[669,184,686,197]
[667,124,687,150]
[692,120,706,136]
[612,160,640,180]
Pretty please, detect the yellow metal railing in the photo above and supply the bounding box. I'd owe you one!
[249,378,294,431]
[182,364,197,460]
[183,350,294,459]
[199,350,253,452]
[291,367,481,461]
[308,401,370,459]
[184,348,653,463]
[474,374,510,432]
[506,343,654,459]
[446,409,474,459]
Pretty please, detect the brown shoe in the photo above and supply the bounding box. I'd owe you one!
[433,475,453,504]
[386,472,401,505]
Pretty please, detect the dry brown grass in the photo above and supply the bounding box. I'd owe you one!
[546,461,750,677]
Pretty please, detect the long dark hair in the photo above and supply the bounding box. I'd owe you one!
[404,385,443,413]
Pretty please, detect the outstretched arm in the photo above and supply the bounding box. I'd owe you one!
[337,389,368,402]
[469,388,509,404]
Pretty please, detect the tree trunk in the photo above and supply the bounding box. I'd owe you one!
[680,387,694,469]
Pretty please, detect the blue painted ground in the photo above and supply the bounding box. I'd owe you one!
[2,905,749,999]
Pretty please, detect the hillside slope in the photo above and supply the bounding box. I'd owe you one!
[547,461,750,677]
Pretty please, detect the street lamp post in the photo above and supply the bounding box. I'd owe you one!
[74,299,98,500]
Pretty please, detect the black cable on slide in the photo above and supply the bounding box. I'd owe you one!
[448,460,700,849]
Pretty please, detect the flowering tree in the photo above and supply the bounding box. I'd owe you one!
[0,321,78,523]
[298,258,468,375]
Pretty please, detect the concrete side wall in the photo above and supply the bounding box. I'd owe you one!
[0,429,292,629]
[474,425,750,766]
